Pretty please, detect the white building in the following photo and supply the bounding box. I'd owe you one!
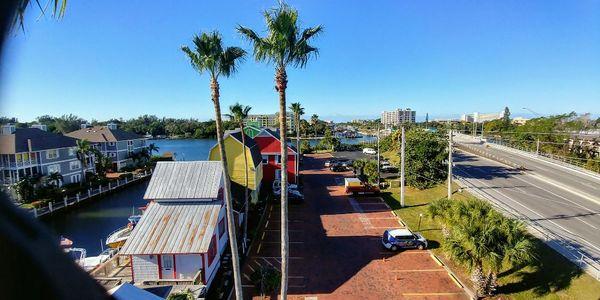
[245,112,295,130]
[120,161,229,292]
[460,111,503,123]
[381,108,416,127]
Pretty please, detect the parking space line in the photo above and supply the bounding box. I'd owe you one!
[264,229,304,232]
[261,241,305,244]
[247,264,255,272]
[261,257,276,268]
[402,292,465,296]
[243,274,252,281]
[254,256,304,259]
[390,269,446,272]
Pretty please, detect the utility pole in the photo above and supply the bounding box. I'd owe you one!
[536,139,540,155]
[480,122,484,140]
[448,125,453,199]
[400,126,405,207]
[377,124,380,186]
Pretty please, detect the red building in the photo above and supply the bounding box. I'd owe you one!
[254,128,298,184]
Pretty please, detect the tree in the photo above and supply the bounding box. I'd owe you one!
[310,114,319,136]
[147,143,160,157]
[238,4,322,297]
[289,102,304,181]
[13,0,67,31]
[45,172,63,188]
[75,139,92,186]
[14,176,37,203]
[404,129,448,189]
[362,160,379,185]
[502,106,511,127]
[181,31,246,299]
[226,102,253,253]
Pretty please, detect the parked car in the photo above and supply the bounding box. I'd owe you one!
[363,148,376,155]
[381,228,428,251]
[324,159,337,167]
[330,162,347,172]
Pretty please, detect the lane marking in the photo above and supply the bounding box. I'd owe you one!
[390,269,446,272]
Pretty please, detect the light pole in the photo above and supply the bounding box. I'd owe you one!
[448,124,453,200]
[417,213,424,231]
[377,124,380,186]
[400,126,405,207]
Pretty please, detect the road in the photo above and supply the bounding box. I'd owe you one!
[453,134,600,273]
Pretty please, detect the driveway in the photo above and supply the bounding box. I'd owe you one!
[241,153,467,299]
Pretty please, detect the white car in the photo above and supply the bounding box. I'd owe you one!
[382,228,428,251]
[362,148,376,155]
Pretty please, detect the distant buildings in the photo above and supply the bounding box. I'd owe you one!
[66,123,147,171]
[381,108,416,127]
[244,113,295,131]
[460,111,503,123]
[0,124,93,185]
[511,117,530,125]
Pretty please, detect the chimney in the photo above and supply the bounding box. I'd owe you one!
[1,124,16,135]
[27,138,33,152]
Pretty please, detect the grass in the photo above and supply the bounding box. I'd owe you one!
[381,183,600,300]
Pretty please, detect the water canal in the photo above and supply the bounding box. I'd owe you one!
[42,136,374,256]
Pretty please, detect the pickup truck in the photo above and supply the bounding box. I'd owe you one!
[344,178,380,195]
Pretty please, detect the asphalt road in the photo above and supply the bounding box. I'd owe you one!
[453,136,600,267]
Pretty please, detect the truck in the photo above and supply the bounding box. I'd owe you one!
[344,177,380,195]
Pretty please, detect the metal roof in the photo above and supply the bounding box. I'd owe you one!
[219,129,263,168]
[66,126,144,142]
[120,201,221,255]
[143,161,223,200]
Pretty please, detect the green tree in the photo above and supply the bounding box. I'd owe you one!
[362,160,379,185]
[14,176,37,203]
[13,0,67,31]
[147,143,160,157]
[502,106,511,127]
[289,102,305,174]
[181,31,246,299]
[45,172,63,187]
[310,114,319,136]
[226,102,253,253]
[404,129,448,189]
[238,4,322,296]
[75,139,92,186]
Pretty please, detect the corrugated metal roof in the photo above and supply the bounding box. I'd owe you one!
[143,161,223,200]
[120,201,222,255]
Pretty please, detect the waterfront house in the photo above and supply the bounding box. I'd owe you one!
[208,129,263,203]
[254,128,299,184]
[66,123,147,171]
[120,161,229,290]
[0,124,93,185]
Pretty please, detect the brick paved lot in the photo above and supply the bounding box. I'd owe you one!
[242,154,467,299]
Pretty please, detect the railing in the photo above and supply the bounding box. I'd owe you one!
[26,169,152,218]
[141,270,204,286]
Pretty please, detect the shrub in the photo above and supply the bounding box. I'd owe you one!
[250,265,281,294]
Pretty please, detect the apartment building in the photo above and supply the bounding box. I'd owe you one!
[244,112,295,131]
[66,123,147,171]
[381,108,416,127]
[0,124,93,185]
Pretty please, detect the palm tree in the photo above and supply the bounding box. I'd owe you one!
[310,114,319,136]
[181,31,246,300]
[147,143,160,157]
[46,172,63,187]
[14,176,37,203]
[238,4,322,297]
[14,0,67,30]
[225,102,252,253]
[76,139,92,186]
[289,102,304,182]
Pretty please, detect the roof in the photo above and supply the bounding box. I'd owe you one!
[143,161,223,200]
[0,128,78,154]
[119,201,221,255]
[256,128,298,153]
[226,129,263,168]
[108,283,163,300]
[388,228,415,236]
[66,126,144,142]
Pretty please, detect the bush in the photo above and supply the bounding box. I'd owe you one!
[250,266,281,294]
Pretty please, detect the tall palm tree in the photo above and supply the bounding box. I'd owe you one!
[46,172,63,187]
[76,139,92,186]
[238,4,322,297]
[225,102,252,253]
[181,31,246,300]
[289,102,304,182]
[147,143,160,157]
[310,114,319,136]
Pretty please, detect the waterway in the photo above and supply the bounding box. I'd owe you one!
[42,136,374,256]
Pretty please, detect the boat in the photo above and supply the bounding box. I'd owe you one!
[64,247,87,268]
[60,236,73,248]
[81,248,117,271]
[105,215,141,248]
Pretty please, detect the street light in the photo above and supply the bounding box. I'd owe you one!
[417,213,424,231]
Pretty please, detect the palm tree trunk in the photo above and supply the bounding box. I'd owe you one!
[296,114,300,183]
[276,66,289,299]
[241,123,250,253]
[211,77,243,300]
[471,262,485,297]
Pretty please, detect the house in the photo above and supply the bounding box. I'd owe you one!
[242,122,262,139]
[254,128,298,184]
[66,123,148,170]
[208,129,263,203]
[120,161,229,290]
[0,124,94,185]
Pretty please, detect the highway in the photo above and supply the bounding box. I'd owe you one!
[452,134,600,273]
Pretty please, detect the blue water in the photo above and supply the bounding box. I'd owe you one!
[44,139,215,256]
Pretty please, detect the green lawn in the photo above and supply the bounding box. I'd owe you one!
[381,183,600,300]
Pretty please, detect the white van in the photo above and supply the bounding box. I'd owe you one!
[362,148,376,155]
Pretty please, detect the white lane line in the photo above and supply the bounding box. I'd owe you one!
[261,257,276,268]
[455,166,600,255]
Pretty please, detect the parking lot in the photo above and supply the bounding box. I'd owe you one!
[241,153,467,299]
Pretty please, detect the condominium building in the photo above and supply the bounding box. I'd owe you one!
[244,112,295,131]
[0,124,94,185]
[460,111,503,123]
[381,108,416,127]
[66,123,147,171]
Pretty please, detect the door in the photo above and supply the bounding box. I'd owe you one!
[274,169,281,181]
[161,255,175,279]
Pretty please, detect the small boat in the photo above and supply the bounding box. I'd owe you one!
[81,248,117,271]
[64,247,87,268]
[105,215,141,248]
[60,236,73,248]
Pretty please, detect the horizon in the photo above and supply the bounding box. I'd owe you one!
[1,1,599,122]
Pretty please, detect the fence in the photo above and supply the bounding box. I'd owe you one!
[28,170,152,218]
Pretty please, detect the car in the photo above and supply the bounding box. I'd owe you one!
[324,159,337,167]
[330,163,347,172]
[381,228,428,251]
[362,148,376,155]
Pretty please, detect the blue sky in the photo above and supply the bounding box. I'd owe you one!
[1,0,599,122]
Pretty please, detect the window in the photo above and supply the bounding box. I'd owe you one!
[69,161,81,171]
[262,155,268,164]
[68,147,76,156]
[219,218,226,238]
[47,164,60,174]
[108,142,115,146]
[109,152,116,158]
[46,149,59,159]
[276,155,281,164]
[71,174,81,183]
[207,236,217,266]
